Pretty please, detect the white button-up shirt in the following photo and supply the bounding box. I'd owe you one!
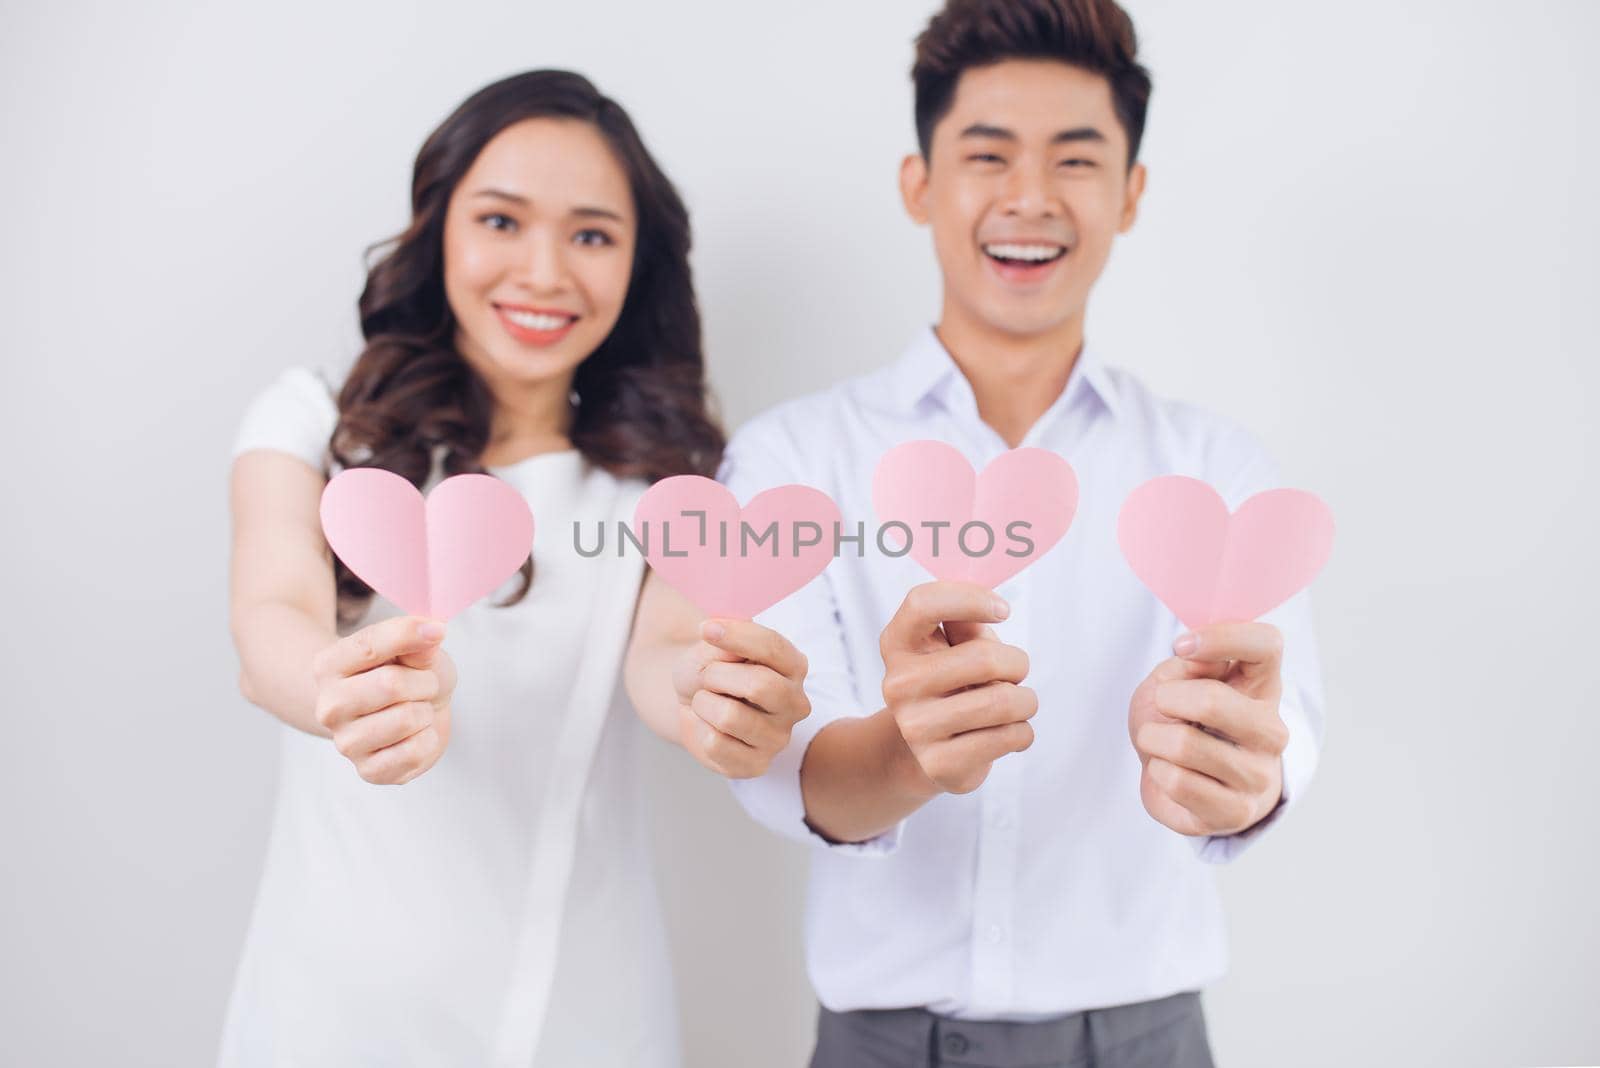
[720,329,1325,1019]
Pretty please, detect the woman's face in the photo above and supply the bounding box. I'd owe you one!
[442,117,637,393]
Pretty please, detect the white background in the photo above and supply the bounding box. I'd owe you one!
[3,1,1597,1065]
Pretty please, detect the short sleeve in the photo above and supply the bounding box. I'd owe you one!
[1191,424,1328,863]
[719,412,904,857]
[232,366,340,473]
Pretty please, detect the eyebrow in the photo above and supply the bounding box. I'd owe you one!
[958,123,1108,146]
[470,187,627,222]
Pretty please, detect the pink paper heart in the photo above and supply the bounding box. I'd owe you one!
[319,469,535,621]
[634,475,841,620]
[1116,475,1334,629]
[872,440,1079,588]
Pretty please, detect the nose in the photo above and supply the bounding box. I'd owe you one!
[515,229,568,293]
[998,160,1059,219]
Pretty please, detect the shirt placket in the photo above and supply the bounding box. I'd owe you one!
[967,579,1029,1011]
[941,398,1031,1013]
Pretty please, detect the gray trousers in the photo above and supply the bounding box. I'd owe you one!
[809,991,1214,1068]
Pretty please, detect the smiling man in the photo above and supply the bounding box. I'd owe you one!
[712,2,1326,1065]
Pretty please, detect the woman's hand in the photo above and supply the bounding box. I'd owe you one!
[310,615,457,785]
[671,620,811,779]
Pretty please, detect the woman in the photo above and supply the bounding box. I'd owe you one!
[221,70,811,1066]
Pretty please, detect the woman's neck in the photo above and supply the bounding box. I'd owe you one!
[479,373,577,467]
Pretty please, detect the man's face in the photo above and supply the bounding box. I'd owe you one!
[902,59,1146,342]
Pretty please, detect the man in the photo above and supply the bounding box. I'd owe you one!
[706,1,1325,1064]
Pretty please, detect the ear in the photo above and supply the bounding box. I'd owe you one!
[1118,161,1147,233]
[899,153,931,226]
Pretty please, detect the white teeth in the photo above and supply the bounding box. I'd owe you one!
[984,243,1065,262]
[503,309,573,330]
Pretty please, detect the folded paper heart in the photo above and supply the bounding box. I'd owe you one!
[1116,475,1334,629]
[319,468,535,621]
[872,440,1079,588]
[634,475,841,620]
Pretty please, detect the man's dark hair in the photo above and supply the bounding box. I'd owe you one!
[912,0,1153,167]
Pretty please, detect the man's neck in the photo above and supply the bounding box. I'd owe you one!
[934,306,1086,448]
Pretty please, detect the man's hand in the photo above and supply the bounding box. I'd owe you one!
[880,581,1037,795]
[673,619,811,779]
[1129,622,1289,837]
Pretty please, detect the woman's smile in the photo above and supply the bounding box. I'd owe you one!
[493,302,580,346]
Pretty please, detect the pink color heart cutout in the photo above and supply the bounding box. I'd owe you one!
[872,440,1079,589]
[319,469,535,621]
[634,475,841,620]
[1116,475,1334,629]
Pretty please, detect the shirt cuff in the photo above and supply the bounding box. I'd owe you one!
[727,706,905,857]
[1191,687,1320,863]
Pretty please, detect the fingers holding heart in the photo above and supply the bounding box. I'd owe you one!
[1133,720,1272,797]
[1173,621,1285,700]
[678,703,768,779]
[1140,757,1257,838]
[672,638,743,702]
[699,659,810,726]
[334,700,437,762]
[359,723,446,786]
[701,619,808,683]
[1131,670,1288,836]
[1153,677,1289,755]
[689,688,789,751]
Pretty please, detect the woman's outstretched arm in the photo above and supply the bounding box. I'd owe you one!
[230,450,455,784]
[229,450,341,736]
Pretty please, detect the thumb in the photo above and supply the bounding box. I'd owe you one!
[395,620,445,670]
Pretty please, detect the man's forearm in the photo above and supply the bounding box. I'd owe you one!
[799,707,940,843]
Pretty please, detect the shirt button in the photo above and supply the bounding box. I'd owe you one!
[944,1032,970,1056]
[991,812,1013,830]
[985,924,1005,945]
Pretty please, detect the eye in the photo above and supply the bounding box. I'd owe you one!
[966,153,1005,165]
[479,212,518,233]
[1058,158,1098,170]
[573,228,615,247]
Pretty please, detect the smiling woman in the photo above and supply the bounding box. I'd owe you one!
[220,69,818,1068]
[329,70,724,623]
[444,119,636,403]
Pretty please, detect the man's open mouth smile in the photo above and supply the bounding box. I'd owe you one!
[982,241,1068,282]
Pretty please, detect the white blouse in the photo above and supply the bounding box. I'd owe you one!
[220,367,678,1067]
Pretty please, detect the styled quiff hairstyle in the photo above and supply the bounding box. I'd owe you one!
[912,0,1153,167]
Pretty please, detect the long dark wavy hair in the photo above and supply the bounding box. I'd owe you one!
[329,70,724,624]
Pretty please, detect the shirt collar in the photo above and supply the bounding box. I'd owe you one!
[883,325,1122,422]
